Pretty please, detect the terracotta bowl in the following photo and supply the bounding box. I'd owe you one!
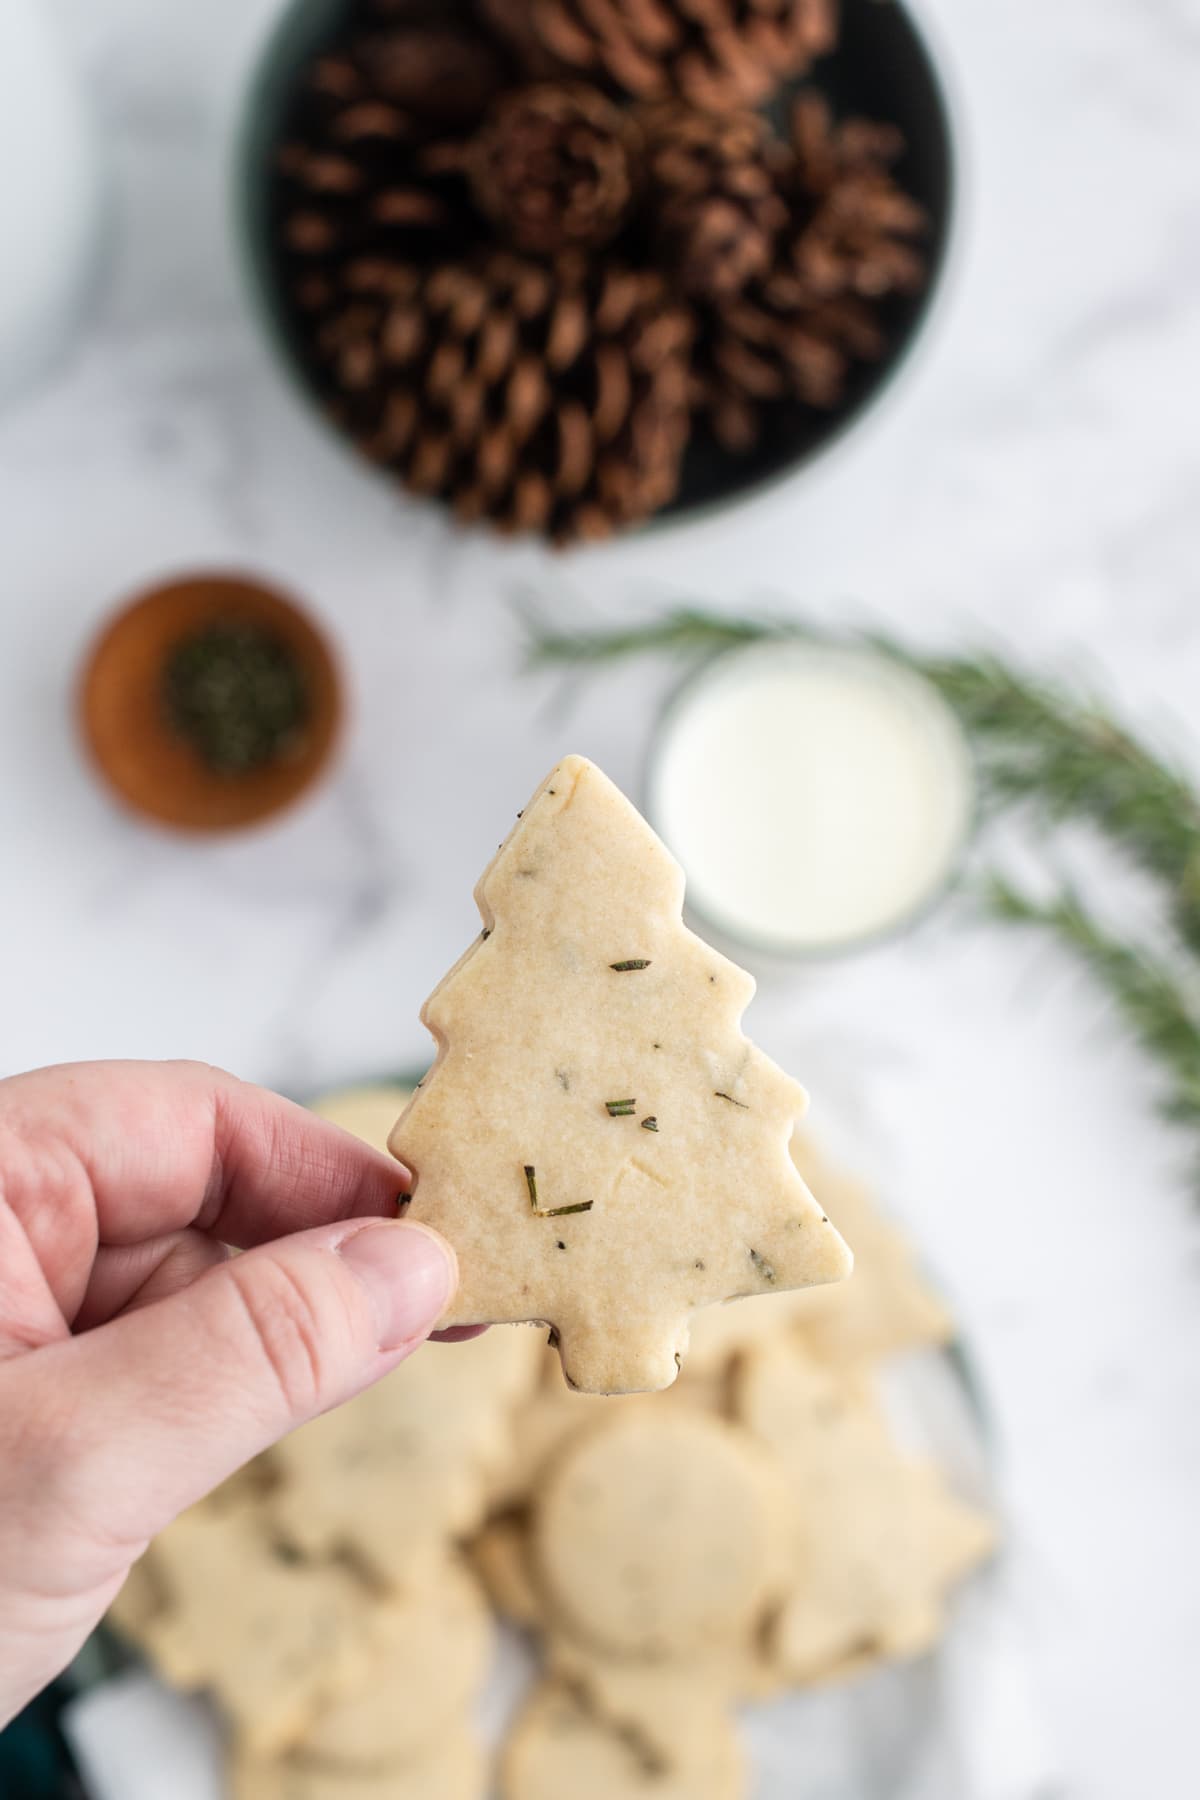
[79,572,343,832]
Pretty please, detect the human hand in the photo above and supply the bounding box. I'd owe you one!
[0,1060,461,1727]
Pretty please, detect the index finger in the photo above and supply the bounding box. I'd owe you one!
[0,1060,408,1262]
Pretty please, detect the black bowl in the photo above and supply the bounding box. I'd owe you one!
[235,0,956,534]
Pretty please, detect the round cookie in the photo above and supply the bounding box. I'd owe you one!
[532,1411,781,1658]
[501,1680,745,1800]
[300,1558,493,1768]
[230,1731,486,1800]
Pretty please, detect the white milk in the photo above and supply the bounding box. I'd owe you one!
[0,0,101,406]
[650,641,974,955]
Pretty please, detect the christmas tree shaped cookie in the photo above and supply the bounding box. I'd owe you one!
[392,755,851,1393]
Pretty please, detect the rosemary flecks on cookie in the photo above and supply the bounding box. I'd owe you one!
[525,1164,594,1219]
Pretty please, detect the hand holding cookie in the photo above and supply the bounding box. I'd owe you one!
[0,1059,461,1728]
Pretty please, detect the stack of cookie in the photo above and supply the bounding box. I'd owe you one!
[106,1085,994,1800]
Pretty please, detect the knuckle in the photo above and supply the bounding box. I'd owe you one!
[226,1257,330,1421]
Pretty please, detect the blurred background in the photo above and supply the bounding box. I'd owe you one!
[2,1,1199,1797]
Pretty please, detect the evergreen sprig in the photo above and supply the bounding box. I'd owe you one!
[983,878,1200,1157]
[525,603,1200,1188]
[525,605,772,667]
[894,651,1200,954]
[526,607,1200,945]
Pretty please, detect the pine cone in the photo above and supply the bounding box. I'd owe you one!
[465,83,641,255]
[786,95,928,301]
[350,0,511,120]
[641,104,789,298]
[697,94,927,448]
[312,251,694,542]
[482,0,837,113]
[272,22,506,303]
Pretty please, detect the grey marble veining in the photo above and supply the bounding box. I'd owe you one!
[3,2,1200,1795]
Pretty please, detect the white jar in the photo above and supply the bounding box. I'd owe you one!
[0,0,102,407]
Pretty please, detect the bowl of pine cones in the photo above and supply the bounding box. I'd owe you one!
[238,0,954,546]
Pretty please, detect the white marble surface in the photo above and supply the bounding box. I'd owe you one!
[3,1,1200,1794]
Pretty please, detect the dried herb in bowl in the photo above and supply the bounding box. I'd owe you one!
[79,573,342,833]
[163,619,311,777]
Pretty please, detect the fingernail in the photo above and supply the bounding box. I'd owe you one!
[338,1222,457,1352]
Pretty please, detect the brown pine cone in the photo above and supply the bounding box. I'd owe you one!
[272,22,506,297]
[349,0,510,121]
[786,95,928,302]
[482,0,837,113]
[312,251,694,542]
[641,104,789,298]
[697,94,927,448]
[464,83,641,255]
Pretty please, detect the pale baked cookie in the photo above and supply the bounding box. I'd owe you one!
[309,1083,413,1155]
[105,1548,168,1646]
[270,1325,543,1585]
[531,1410,784,1659]
[392,755,851,1394]
[789,1133,955,1365]
[501,1679,746,1800]
[735,1340,996,1682]
[106,1460,280,1649]
[140,1506,370,1756]
[486,1380,656,1511]
[470,1514,543,1629]
[298,1556,492,1768]
[686,1132,952,1375]
[229,1730,487,1800]
[486,1362,727,1513]
[546,1635,744,1767]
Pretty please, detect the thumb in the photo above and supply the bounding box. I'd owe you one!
[18,1218,457,1546]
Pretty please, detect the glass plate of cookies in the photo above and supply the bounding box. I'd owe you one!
[66,1078,1009,1800]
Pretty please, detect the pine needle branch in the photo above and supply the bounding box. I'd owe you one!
[982,878,1200,1167]
[523,606,1200,952]
[524,603,1200,1189]
[886,650,1200,953]
[522,605,773,668]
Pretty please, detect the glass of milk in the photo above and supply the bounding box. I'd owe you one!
[0,0,103,407]
[648,640,976,958]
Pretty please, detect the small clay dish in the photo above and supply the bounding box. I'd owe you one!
[79,572,343,832]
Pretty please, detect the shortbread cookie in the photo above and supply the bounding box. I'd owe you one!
[532,1411,783,1658]
[470,1514,543,1629]
[546,1636,743,1767]
[271,1325,542,1584]
[735,1340,995,1682]
[140,1506,370,1756]
[106,1548,168,1646]
[789,1133,955,1365]
[230,1730,487,1800]
[310,1083,413,1156]
[392,755,851,1393]
[687,1132,952,1375]
[487,1361,726,1512]
[299,1557,492,1768]
[501,1679,745,1800]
